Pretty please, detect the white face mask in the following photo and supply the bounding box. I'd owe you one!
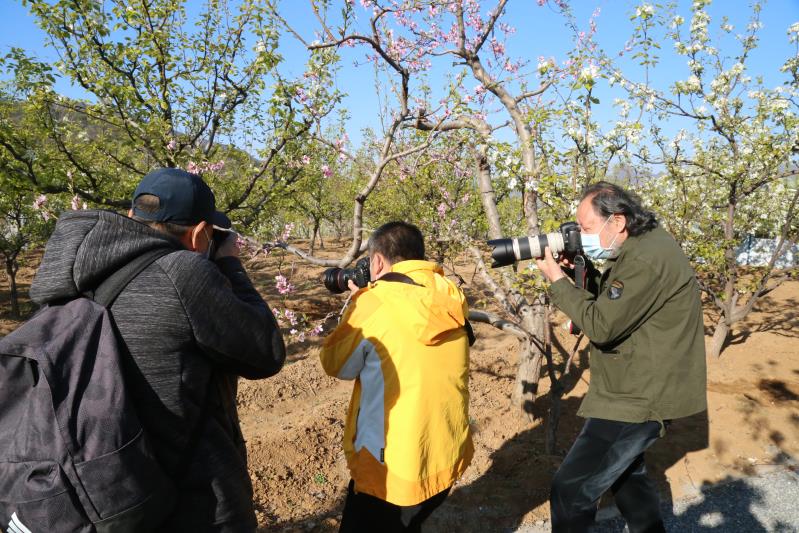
[580,216,619,260]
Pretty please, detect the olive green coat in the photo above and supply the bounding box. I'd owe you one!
[550,226,707,423]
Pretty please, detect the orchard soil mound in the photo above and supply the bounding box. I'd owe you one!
[2,240,797,532]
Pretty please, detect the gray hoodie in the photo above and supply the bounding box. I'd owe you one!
[30,210,285,532]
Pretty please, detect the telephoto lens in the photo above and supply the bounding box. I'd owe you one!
[488,232,565,267]
[322,267,349,294]
[322,256,371,293]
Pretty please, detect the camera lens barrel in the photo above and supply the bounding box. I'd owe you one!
[323,257,371,293]
[489,232,566,268]
[528,232,564,259]
[487,238,516,268]
[323,267,347,294]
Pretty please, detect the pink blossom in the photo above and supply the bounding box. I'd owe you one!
[33,194,47,210]
[167,139,177,151]
[70,195,82,210]
[499,23,516,35]
[437,203,447,218]
[490,38,506,57]
[321,165,333,178]
[301,155,311,165]
[504,58,521,73]
[295,87,308,104]
[187,161,201,174]
[311,324,324,336]
[280,222,295,241]
[206,160,225,173]
[275,275,295,295]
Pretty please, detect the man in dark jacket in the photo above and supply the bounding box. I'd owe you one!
[29,168,286,532]
[536,181,707,533]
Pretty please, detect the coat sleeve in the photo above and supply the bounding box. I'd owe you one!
[549,256,666,347]
[319,292,376,380]
[164,252,286,379]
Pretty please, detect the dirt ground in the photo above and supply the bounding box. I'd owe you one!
[2,240,798,532]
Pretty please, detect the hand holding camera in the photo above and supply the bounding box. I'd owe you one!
[212,227,239,259]
[487,221,582,283]
[536,247,567,283]
[323,256,371,294]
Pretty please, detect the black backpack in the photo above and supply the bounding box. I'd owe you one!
[0,249,176,533]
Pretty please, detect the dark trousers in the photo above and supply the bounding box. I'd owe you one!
[550,418,666,533]
[339,479,451,533]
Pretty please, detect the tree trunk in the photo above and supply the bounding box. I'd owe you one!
[546,385,562,455]
[5,259,19,319]
[511,338,544,420]
[511,300,547,419]
[309,219,321,255]
[708,318,730,359]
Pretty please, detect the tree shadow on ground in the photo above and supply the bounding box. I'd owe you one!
[427,395,710,532]
[703,296,799,348]
[593,452,799,532]
[645,410,710,507]
[425,396,585,533]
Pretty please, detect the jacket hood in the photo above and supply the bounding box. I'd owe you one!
[30,210,182,305]
[368,260,467,346]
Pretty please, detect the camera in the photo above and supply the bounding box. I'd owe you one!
[488,221,581,268]
[323,256,371,294]
[212,229,231,250]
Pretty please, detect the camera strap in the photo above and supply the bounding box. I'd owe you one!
[379,272,422,286]
[571,254,586,336]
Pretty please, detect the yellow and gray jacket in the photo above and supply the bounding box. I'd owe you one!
[320,260,473,506]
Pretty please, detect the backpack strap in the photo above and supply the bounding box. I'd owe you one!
[92,247,213,482]
[91,248,173,308]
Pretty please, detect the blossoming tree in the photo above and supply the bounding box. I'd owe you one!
[616,1,799,357]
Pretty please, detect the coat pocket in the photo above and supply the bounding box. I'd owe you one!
[595,338,642,396]
[74,427,175,531]
[0,461,91,532]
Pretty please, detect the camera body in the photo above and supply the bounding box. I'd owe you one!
[323,256,371,294]
[488,221,582,268]
[212,229,230,251]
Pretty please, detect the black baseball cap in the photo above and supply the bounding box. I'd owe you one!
[131,168,231,229]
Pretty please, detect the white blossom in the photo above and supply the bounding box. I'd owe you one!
[635,4,654,20]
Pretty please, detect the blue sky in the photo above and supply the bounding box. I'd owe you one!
[1,0,797,148]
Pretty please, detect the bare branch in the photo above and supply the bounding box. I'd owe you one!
[515,79,555,103]
[468,310,529,340]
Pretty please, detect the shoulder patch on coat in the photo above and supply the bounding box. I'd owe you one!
[608,280,624,300]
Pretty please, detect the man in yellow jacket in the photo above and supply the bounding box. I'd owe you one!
[320,221,473,532]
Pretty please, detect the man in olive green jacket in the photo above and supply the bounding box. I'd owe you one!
[536,181,707,533]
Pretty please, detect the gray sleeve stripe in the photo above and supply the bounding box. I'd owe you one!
[336,338,373,380]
